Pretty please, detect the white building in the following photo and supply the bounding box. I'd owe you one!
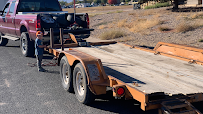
[91,2,98,6]
[75,3,90,8]
[0,0,8,10]
[187,0,202,5]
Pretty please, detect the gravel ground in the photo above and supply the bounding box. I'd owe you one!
[89,6,203,48]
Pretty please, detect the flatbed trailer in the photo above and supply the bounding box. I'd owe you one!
[45,28,203,113]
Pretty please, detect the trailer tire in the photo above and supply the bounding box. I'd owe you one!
[60,56,74,92]
[20,32,34,57]
[73,63,95,104]
[0,33,8,46]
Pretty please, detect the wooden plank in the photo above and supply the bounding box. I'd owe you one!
[73,43,203,95]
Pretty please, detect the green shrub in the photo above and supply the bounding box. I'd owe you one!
[144,2,171,9]
[199,39,203,42]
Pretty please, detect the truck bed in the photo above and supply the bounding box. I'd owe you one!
[58,43,203,95]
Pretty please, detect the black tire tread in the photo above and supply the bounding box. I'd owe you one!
[60,56,74,92]
[20,32,34,57]
[73,63,95,104]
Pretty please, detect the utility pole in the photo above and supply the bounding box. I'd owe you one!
[173,0,179,9]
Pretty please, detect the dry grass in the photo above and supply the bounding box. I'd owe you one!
[176,15,183,20]
[154,14,161,18]
[158,26,171,31]
[117,19,127,27]
[190,12,203,19]
[129,8,168,17]
[116,10,123,13]
[107,23,115,28]
[99,25,105,29]
[89,13,104,17]
[100,30,126,40]
[176,21,203,33]
[129,17,163,33]
[143,9,159,16]
[118,36,134,42]
[128,12,137,16]
[176,23,195,32]
[94,21,109,26]
[176,13,190,20]
[107,10,123,14]
[63,6,132,13]
[128,9,158,17]
[109,15,163,34]
[107,12,115,14]
[137,18,147,22]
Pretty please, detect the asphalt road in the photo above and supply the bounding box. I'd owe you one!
[0,40,202,114]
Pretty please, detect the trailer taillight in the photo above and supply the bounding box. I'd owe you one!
[36,16,41,30]
[117,87,125,96]
[86,13,89,29]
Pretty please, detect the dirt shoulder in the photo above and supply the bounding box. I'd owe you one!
[89,6,203,49]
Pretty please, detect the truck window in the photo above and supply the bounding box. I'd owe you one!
[9,1,16,14]
[3,3,10,16]
[17,0,61,12]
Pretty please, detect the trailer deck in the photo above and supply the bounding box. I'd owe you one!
[57,43,203,95]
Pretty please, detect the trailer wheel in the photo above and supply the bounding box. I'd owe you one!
[0,33,8,46]
[20,32,34,57]
[73,63,95,104]
[60,56,74,92]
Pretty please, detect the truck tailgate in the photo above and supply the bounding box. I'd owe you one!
[65,43,203,95]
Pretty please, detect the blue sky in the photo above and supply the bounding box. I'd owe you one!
[59,0,73,3]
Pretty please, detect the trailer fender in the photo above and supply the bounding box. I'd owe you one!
[58,49,108,95]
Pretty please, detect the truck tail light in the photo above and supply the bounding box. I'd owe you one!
[86,13,89,29]
[36,16,41,30]
[117,87,125,96]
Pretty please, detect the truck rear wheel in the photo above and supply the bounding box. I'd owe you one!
[60,56,74,92]
[73,63,95,104]
[0,33,8,46]
[20,32,34,57]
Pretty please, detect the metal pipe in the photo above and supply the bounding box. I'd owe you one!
[60,28,64,51]
[50,28,54,48]
[74,0,76,21]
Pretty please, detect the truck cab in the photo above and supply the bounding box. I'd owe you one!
[0,0,92,57]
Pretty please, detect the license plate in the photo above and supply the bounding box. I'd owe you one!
[63,34,70,38]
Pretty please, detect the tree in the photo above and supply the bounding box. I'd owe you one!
[94,0,101,4]
[101,0,107,4]
[173,0,179,9]
[67,2,74,6]
[86,0,94,3]
[59,1,67,6]
[108,0,117,4]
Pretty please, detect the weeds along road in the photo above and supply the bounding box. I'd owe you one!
[0,40,159,114]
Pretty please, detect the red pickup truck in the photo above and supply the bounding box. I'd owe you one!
[0,0,93,57]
